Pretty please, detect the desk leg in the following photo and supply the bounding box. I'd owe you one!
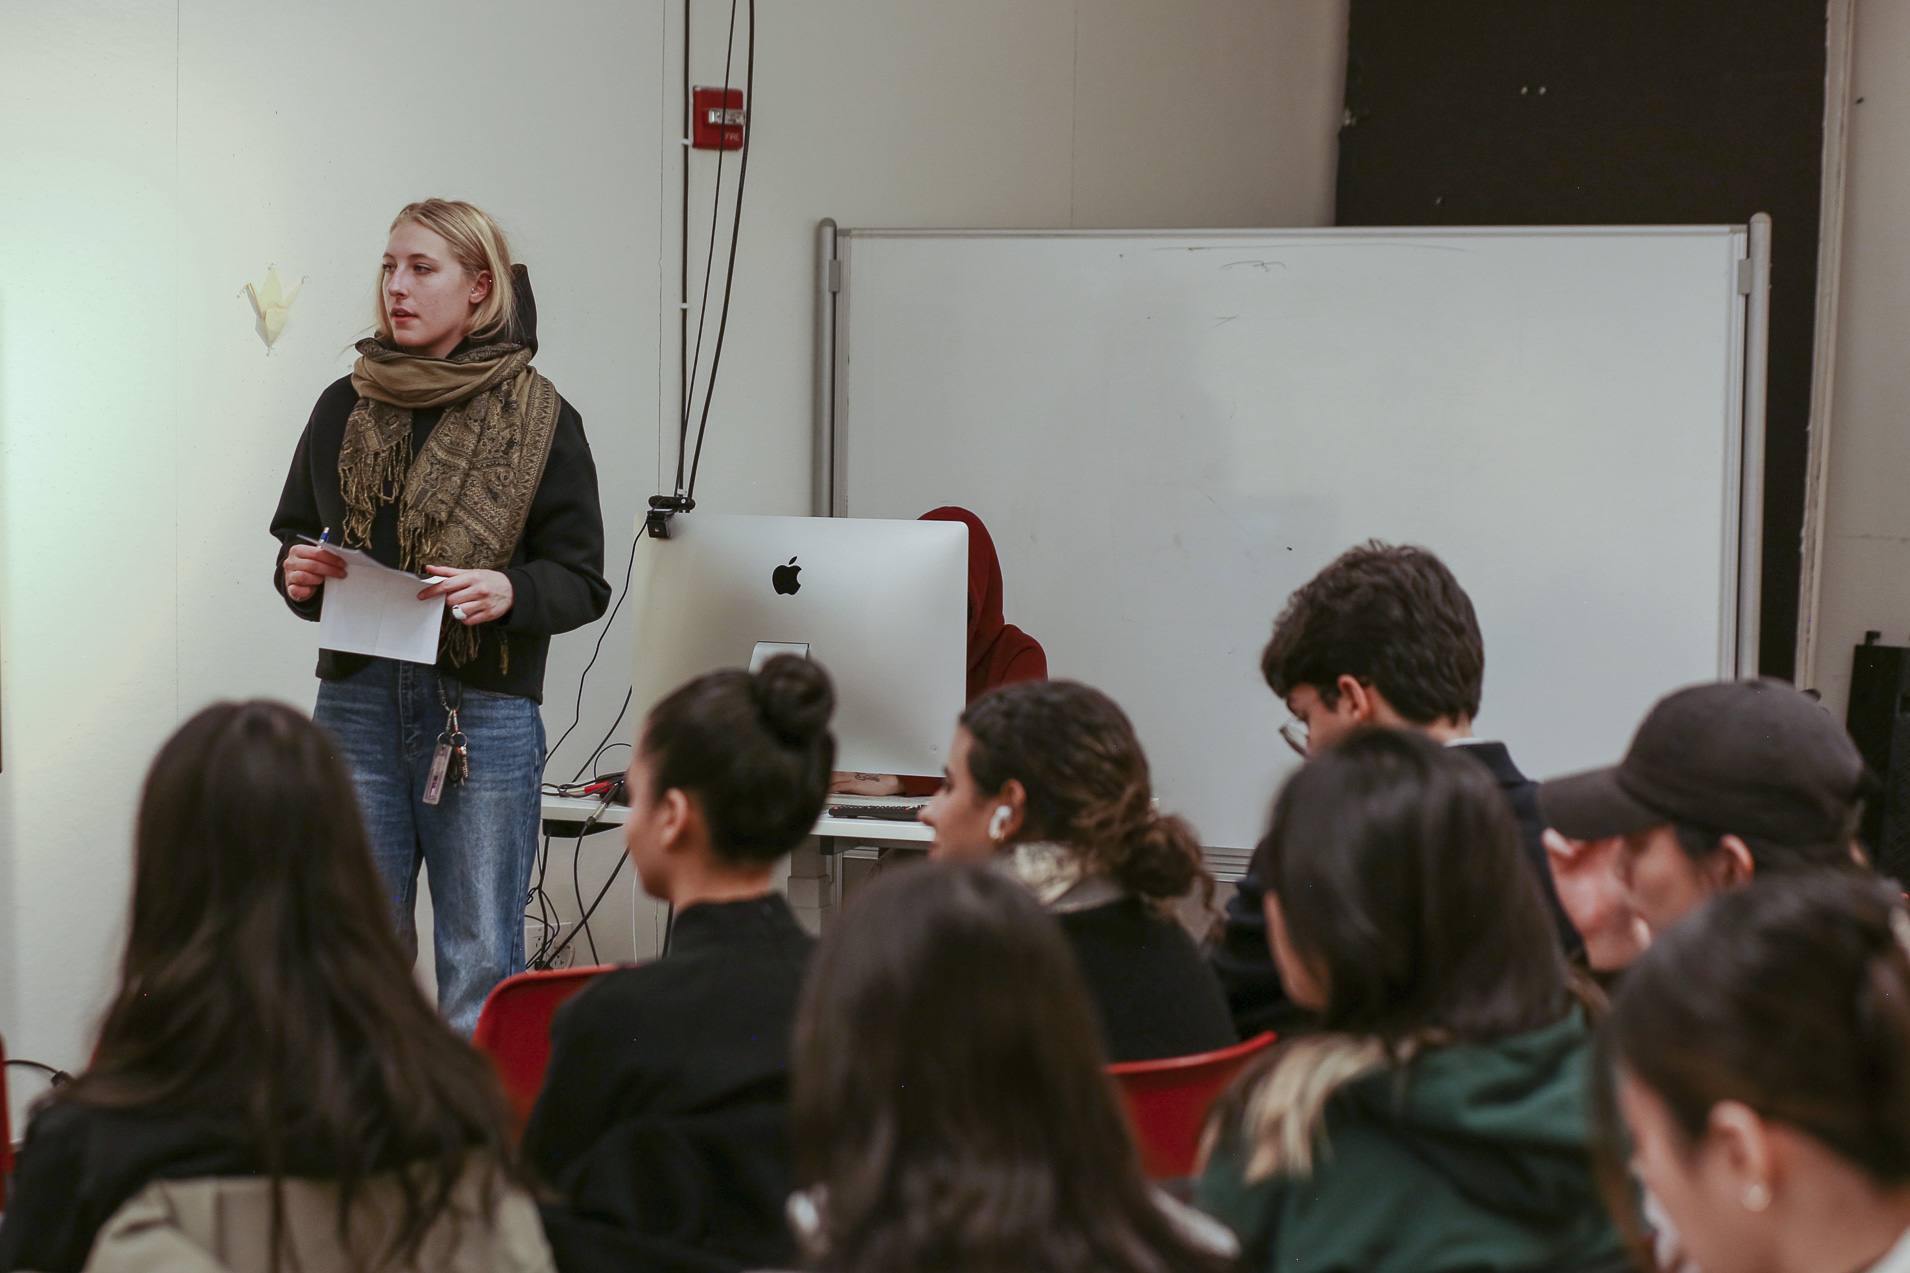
[786,836,833,935]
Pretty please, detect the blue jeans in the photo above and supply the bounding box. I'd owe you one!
[314,658,544,1036]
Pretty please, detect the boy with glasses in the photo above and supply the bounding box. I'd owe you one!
[1213,541,1579,1036]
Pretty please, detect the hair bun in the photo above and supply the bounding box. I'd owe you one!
[750,655,835,746]
[1116,809,1204,900]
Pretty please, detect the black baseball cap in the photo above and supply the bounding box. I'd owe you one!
[1538,679,1868,844]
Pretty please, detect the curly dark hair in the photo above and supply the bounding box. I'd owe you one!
[1261,540,1484,724]
[960,680,1211,906]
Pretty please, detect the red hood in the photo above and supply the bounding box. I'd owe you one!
[920,506,1005,674]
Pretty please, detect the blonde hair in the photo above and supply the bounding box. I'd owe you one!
[374,199,517,344]
[1200,1032,1475,1184]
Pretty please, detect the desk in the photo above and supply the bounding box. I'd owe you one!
[541,795,933,932]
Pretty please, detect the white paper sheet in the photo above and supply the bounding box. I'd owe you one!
[315,544,445,665]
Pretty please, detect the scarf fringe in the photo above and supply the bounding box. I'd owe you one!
[338,404,414,551]
[338,341,557,673]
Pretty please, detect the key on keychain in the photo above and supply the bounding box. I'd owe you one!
[447,729,470,785]
[422,709,470,806]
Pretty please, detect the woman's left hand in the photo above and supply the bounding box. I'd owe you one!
[420,566,514,625]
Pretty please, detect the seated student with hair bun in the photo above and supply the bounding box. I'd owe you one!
[1603,872,1910,1273]
[522,654,835,1273]
[919,678,1235,1063]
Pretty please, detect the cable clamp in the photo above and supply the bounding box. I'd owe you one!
[646,494,696,539]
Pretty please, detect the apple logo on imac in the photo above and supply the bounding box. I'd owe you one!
[772,556,802,596]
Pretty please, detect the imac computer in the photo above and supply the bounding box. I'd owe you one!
[627,513,968,778]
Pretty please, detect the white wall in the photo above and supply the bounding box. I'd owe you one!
[0,0,669,1083]
[0,0,1347,1083]
[683,0,1348,516]
[1807,0,1910,716]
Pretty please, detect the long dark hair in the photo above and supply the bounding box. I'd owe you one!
[1215,729,1575,1181]
[791,862,1229,1273]
[961,680,1211,905]
[60,701,514,1265]
[1596,871,1910,1243]
[1254,727,1570,1042]
[642,654,836,865]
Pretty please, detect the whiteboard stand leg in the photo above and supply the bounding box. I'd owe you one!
[814,219,839,517]
[1739,212,1772,679]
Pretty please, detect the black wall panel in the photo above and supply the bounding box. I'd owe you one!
[1337,1,1828,680]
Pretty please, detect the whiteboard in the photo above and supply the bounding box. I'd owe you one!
[828,226,1756,852]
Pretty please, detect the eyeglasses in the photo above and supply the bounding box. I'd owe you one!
[1279,716,1308,757]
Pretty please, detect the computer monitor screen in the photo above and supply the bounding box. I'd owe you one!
[628,513,968,777]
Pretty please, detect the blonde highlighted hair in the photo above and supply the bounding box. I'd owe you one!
[1198,1034,1436,1184]
[375,199,517,344]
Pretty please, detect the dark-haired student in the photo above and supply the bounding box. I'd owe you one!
[919,679,1235,1062]
[1601,873,1910,1273]
[522,655,833,1273]
[0,702,549,1273]
[1197,730,1625,1273]
[1215,540,1580,1038]
[789,861,1237,1273]
[1540,677,1871,972]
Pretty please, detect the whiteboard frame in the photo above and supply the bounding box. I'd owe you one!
[815,220,1772,682]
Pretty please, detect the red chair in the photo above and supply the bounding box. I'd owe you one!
[470,965,615,1141]
[1108,1031,1277,1180]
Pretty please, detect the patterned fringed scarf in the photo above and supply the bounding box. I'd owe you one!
[339,336,562,668]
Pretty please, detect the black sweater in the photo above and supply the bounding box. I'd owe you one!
[523,893,815,1273]
[269,363,609,702]
[1059,895,1237,1063]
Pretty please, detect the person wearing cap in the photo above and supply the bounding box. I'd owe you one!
[1214,541,1582,1039]
[1538,678,1873,972]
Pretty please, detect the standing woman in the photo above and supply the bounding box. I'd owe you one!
[271,199,609,1035]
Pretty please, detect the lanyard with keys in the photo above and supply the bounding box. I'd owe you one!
[422,677,470,806]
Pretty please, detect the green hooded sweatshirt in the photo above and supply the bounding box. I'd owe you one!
[1196,1009,1626,1273]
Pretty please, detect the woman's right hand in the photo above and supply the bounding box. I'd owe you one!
[282,543,347,602]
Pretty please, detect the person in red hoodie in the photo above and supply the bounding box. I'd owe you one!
[832,506,1047,796]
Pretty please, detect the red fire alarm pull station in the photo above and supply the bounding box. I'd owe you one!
[692,87,746,150]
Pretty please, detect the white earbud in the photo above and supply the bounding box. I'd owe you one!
[988,805,1013,842]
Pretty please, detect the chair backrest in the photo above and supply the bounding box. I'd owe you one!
[470,966,615,1141]
[1108,1031,1276,1180]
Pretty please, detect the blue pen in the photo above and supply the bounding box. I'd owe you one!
[319,527,331,545]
